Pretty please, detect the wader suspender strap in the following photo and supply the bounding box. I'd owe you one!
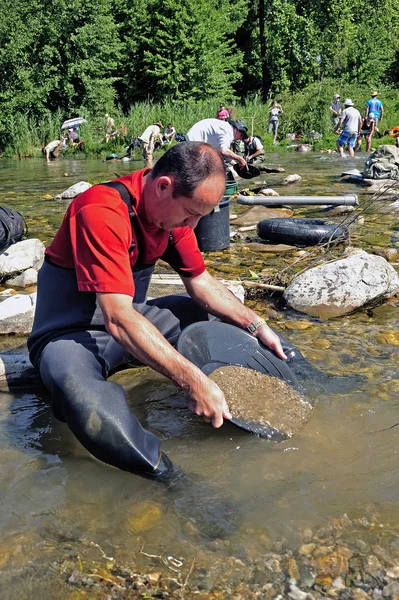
[100,180,174,248]
[101,181,137,251]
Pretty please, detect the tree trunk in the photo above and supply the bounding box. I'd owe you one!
[259,0,271,101]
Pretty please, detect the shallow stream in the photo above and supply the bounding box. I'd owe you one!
[0,153,398,598]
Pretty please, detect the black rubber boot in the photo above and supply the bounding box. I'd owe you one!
[150,453,238,540]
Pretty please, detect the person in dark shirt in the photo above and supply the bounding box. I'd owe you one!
[356,112,376,152]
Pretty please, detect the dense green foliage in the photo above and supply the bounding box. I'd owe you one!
[1,0,399,154]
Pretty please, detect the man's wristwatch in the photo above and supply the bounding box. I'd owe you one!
[247,319,266,334]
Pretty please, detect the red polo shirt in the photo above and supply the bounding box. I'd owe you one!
[46,169,206,296]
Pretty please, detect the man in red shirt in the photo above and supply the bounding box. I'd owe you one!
[28,142,286,479]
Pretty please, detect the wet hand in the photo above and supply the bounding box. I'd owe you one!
[187,378,232,428]
[237,156,248,168]
[256,324,287,361]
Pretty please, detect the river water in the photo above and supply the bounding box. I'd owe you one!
[0,153,398,597]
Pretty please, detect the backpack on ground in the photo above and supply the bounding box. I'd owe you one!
[0,207,27,252]
[363,144,399,180]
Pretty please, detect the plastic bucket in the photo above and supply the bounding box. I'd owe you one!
[194,197,231,252]
[225,181,238,195]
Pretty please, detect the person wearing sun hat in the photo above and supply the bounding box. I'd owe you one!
[334,98,362,157]
[329,93,342,127]
[366,91,384,132]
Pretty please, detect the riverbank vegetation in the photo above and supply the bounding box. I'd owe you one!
[1,0,399,156]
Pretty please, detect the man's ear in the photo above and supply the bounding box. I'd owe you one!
[156,175,173,194]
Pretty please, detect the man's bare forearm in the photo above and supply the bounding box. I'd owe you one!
[97,293,206,391]
[97,292,232,427]
[221,148,245,164]
[182,271,260,329]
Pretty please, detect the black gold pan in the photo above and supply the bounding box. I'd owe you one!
[176,321,304,440]
[232,163,261,179]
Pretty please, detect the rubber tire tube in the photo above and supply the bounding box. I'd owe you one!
[257,218,349,246]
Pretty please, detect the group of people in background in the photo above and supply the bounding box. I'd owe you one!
[330,91,384,156]
[132,100,282,164]
[44,91,387,163]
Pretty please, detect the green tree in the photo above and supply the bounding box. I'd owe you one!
[119,0,247,103]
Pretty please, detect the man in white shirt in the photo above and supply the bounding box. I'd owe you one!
[139,121,164,161]
[43,139,66,161]
[186,118,248,167]
[334,99,362,158]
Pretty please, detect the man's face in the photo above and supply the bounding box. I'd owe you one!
[233,128,245,141]
[147,174,225,231]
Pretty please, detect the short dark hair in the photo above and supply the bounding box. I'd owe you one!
[150,142,225,198]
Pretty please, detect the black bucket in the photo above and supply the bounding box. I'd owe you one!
[194,197,231,252]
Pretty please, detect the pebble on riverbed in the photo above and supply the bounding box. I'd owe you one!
[1,509,398,600]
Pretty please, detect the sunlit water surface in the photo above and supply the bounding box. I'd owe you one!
[0,153,398,597]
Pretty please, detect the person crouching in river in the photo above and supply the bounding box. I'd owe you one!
[28,142,286,480]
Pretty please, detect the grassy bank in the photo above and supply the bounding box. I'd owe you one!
[2,80,399,158]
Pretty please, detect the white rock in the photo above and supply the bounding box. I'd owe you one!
[220,280,245,303]
[288,581,308,600]
[259,188,280,196]
[284,250,399,319]
[6,268,38,288]
[0,239,45,276]
[332,577,346,589]
[54,181,91,200]
[0,293,37,334]
[282,174,302,185]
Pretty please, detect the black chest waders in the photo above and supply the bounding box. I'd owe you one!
[27,181,215,478]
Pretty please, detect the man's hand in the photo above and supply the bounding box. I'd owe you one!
[236,155,247,168]
[255,323,287,360]
[186,376,232,428]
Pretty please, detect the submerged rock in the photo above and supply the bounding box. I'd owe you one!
[321,205,355,216]
[283,250,399,319]
[282,174,303,185]
[372,246,398,262]
[245,243,297,254]
[233,206,293,226]
[259,188,280,196]
[259,166,286,173]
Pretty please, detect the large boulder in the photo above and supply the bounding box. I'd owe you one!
[0,293,37,334]
[0,239,45,277]
[283,250,399,319]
